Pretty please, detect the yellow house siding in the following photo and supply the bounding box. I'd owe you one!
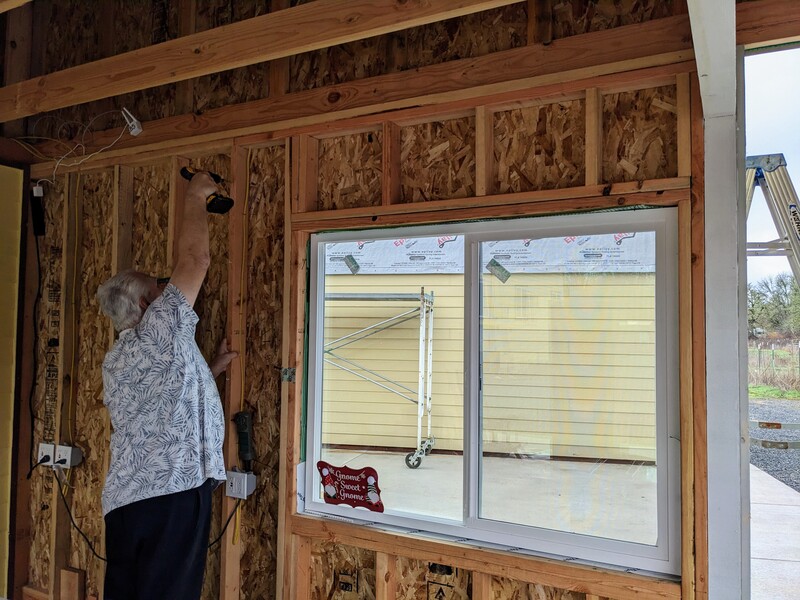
[321,272,656,462]
[0,165,23,598]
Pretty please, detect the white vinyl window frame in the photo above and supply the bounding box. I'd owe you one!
[303,207,681,576]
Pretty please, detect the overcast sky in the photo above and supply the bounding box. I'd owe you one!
[745,47,800,284]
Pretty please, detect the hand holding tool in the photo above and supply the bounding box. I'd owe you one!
[180,166,234,214]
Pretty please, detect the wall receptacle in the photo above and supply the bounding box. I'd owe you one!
[226,470,256,499]
[37,443,55,466]
[54,445,83,468]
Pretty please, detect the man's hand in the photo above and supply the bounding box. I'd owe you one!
[186,171,218,203]
[210,339,238,379]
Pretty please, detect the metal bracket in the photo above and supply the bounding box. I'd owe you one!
[281,367,296,382]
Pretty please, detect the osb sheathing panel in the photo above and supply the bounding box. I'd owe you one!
[401,118,476,202]
[310,541,376,600]
[239,145,285,600]
[132,162,171,274]
[603,85,678,183]
[396,558,470,600]
[193,0,271,111]
[318,131,383,210]
[290,37,392,93]
[27,177,66,590]
[69,171,115,597]
[189,153,231,600]
[495,100,586,193]
[489,575,589,600]
[551,0,674,39]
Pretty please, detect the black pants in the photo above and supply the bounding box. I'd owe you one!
[104,479,215,600]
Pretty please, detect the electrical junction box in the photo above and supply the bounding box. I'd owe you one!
[37,443,55,466]
[226,470,256,499]
[54,445,83,468]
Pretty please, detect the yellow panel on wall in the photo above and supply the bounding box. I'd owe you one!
[0,164,23,598]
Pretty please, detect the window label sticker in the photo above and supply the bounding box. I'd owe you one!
[317,461,384,513]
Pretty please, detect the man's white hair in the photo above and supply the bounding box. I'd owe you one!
[97,270,151,332]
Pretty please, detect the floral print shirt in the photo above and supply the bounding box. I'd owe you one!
[101,284,226,515]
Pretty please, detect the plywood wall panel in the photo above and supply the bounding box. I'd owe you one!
[189,153,231,600]
[311,541,376,600]
[290,37,392,93]
[27,177,66,590]
[396,558,470,600]
[603,85,678,183]
[69,171,115,597]
[495,100,586,193]
[490,575,588,599]
[318,132,383,211]
[552,0,674,39]
[401,117,476,203]
[239,145,286,600]
[132,162,171,274]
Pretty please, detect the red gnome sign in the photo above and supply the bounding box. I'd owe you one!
[316,461,384,512]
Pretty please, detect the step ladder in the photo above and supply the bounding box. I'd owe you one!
[746,153,800,284]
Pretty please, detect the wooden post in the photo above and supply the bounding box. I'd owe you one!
[175,0,197,114]
[585,88,603,186]
[59,568,85,600]
[3,2,32,137]
[374,553,396,600]
[297,135,319,213]
[292,536,311,600]
[219,145,250,600]
[169,156,190,268]
[472,572,492,600]
[475,106,494,197]
[269,0,290,97]
[382,122,402,205]
[677,73,691,178]
[48,174,82,600]
[527,0,552,46]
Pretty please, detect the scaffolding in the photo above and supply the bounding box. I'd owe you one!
[746,153,800,285]
[324,288,435,468]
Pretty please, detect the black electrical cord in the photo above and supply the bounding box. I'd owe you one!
[25,235,42,480]
[55,472,107,562]
[208,499,242,550]
[26,453,49,479]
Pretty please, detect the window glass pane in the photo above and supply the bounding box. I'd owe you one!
[318,235,464,520]
[479,232,658,545]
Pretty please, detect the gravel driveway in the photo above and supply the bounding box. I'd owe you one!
[749,398,800,493]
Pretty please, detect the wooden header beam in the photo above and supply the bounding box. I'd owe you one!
[0,0,522,122]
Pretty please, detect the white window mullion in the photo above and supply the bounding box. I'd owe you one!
[464,235,481,526]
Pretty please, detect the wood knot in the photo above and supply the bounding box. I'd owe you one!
[617,197,626,205]
[327,91,341,104]
[194,47,201,54]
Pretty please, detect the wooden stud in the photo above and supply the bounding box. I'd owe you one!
[585,595,601,600]
[48,174,82,600]
[677,73,691,178]
[472,572,493,600]
[475,106,495,197]
[2,2,32,137]
[527,0,552,46]
[382,122,402,205]
[112,166,134,274]
[59,568,85,600]
[168,156,190,269]
[0,1,31,13]
[27,19,696,167]
[690,73,709,600]
[297,135,319,213]
[22,585,49,600]
[292,535,312,600]
[0,0,523,121]
[219,145,250,600]
[175,0,197,114]
[375,553,397,600]
[584,88,603,186]
[673,0,688,15]
[269,0,290,97]
[290,516,681,600]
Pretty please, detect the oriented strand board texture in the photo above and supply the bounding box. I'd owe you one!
[551,0,674,38]
[132,162,171,274]
[239,145,285,600]
[27,177,65,590]
[318,131,383,210]
[396,558,470,600]
[70,171,115,597]
[190,154,230,600]
[290,37,392,92]
[310,541,376,600]
[603,85,678,183]
[401,118,476,202]
[489,576,588,599]
[193,0,270,111]
[495,100,586,193]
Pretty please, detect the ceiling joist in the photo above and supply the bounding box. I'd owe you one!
[0,0,522,123]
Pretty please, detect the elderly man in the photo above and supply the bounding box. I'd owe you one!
[97,172,237,600]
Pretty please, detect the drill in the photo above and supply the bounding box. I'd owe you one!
[233,411,255,472]
[180,166,235,214]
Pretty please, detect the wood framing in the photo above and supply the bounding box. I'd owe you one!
[736,0,800,48]
[527,0,552,46]
[475,106,494,196]
[168,157,190,268]
[2,2,32,137]
[374,553,397,600]
[0,0,523,122]
[584,88,602,186]
[0,0,30,15]
[381,122,402,205]
[174,0,197,115]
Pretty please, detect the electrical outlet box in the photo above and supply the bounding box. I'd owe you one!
[54,445,83,468]
[37,443,55,467]
[226,470,256,499]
